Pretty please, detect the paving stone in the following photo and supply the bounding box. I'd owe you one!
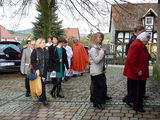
[83,116,92,119]
[110,110,121,113]
[130,118,138,120]
[65,115,72,119]
[97,112,105,116]
[121,110,129,113]
[100,116,108,120]
[104,113,112,117]
[134,114,143,118]
[91,116,99,120]
[108,117,120,120]
[125,113,133,117]
[113,113,124,117]
[143,114,156,118]
[121,117,130,120]
[54,114,65,119]
[139,118,147,120]
[54,112,65,115]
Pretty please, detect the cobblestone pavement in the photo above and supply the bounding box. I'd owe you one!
[0,66,160,120]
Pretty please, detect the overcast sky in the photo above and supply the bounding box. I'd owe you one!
[0,0,158,34]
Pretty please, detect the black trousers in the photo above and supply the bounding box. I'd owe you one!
[125,78,146,103]
[41,77,47,101]
[125,78,145,109]
[132,80,145,109]
[102,74,108,96]
[51,78,62,95]
[91,74,106,104]
[90,74,108,99]
[25,75,30,94]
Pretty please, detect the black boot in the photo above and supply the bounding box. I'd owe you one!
[106,96,112,100]
[43,100,48,106]
[93,103,105,110]
[133,100,145,113]
[50,86,56,98]
[25,92,30,97]
[57,85,64,98]
[90,97,93,102]
[123,97,133,107]
[50,91,56,98]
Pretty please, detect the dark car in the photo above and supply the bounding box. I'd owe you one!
[0,40,22,72]
[84,46,88,55]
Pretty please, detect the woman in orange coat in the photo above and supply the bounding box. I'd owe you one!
[123,32,150,112]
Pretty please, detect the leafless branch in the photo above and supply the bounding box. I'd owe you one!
[75,0,100,22]
[69,0,100,31]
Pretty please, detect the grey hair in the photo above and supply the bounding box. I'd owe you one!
[137,32,150,42]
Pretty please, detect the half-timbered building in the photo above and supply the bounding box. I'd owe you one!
[109,3,158,58]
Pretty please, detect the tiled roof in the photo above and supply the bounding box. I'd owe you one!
[0,25,15,40]
[110,3,158,31]
[65,28,79,40]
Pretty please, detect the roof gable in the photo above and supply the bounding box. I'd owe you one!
[142,8,158,17]
[0,25,15,40]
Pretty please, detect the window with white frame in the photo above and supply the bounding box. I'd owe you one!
[145,16,153,25]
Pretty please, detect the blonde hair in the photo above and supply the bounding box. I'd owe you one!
[35,38,45,48]
[88,34,97,48]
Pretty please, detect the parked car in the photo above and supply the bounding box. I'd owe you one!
[0,40,22,72]
[84,46,88,55]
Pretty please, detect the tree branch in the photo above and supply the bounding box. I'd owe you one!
[69,0,100,31]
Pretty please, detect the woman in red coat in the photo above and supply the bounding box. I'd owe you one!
[123,32,150,112]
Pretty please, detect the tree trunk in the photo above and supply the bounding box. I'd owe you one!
[157,0,160,64]
[39,0,51,42]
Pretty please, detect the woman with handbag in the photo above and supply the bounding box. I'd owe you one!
[31,38,49,106]
[49,38,69,98]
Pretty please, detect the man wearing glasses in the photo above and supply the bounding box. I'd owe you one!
[21,40,35,97]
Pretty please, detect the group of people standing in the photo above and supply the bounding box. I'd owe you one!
[20,25,150,113]
[20,36,89,106]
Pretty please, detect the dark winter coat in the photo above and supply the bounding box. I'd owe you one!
[31,48,49,78]
[48,45,69,73]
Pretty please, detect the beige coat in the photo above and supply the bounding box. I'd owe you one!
[89,45,105,76]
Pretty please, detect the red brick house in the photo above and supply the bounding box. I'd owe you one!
[0,25,15,40]
[65,28,80,41]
